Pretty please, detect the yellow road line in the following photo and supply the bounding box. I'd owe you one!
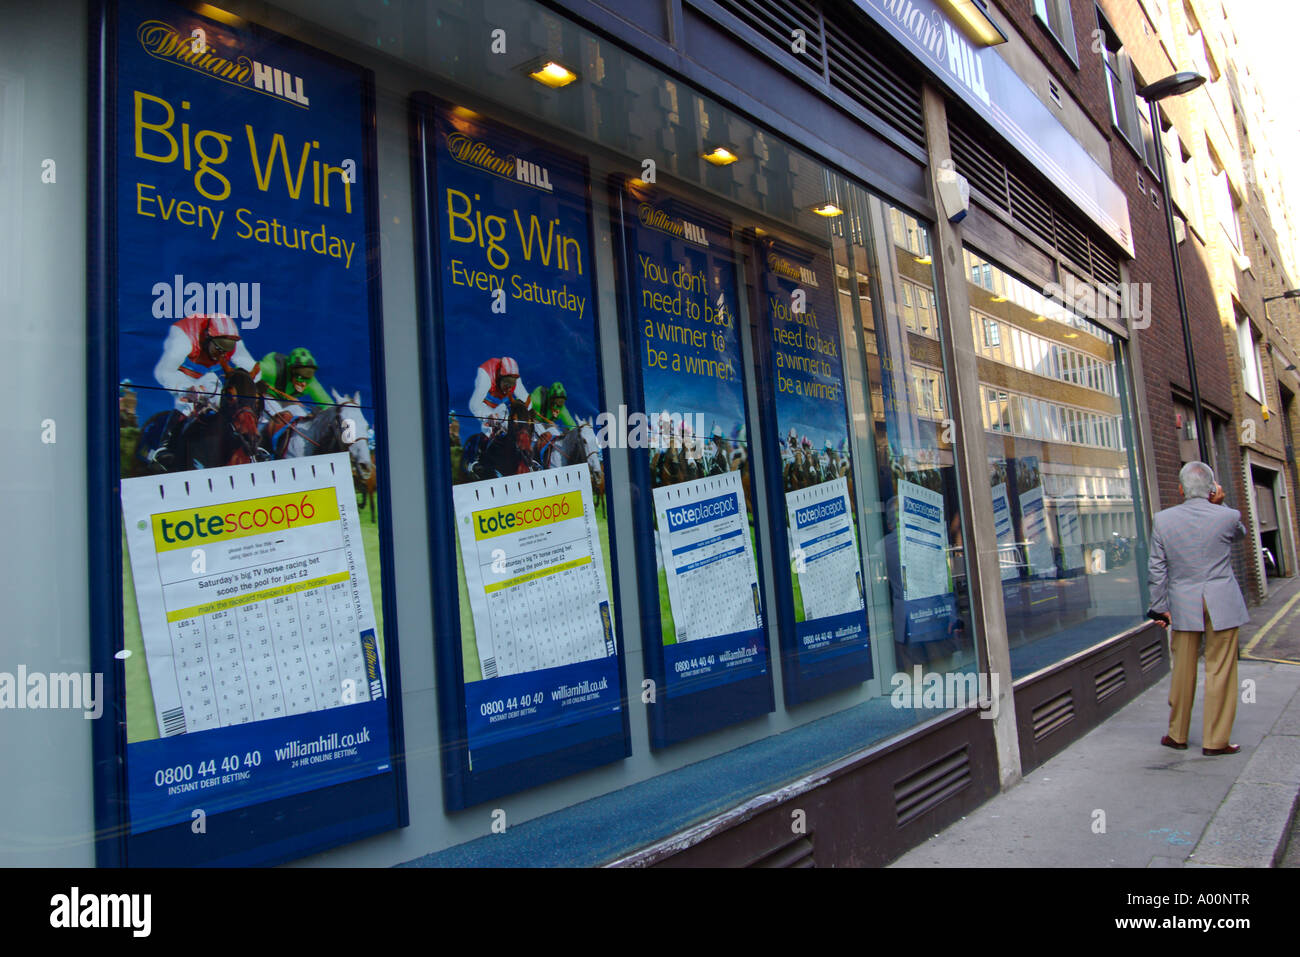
[1243,588,1300,658]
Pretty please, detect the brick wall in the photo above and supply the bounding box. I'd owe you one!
[994,4,1235,480]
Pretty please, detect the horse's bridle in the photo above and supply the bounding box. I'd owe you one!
[279,405,352,454]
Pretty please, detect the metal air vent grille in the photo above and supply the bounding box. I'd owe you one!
[1032,689,1075,740]
[893,746,972,826]
[1139,639,1164,673]
[1095,662,1127,702]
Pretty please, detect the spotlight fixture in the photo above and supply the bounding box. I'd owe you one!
[991,295,1008,302]
[1064,332,1079,339]
[811,202,843,217]
[936,0,1008,47]
[914,255,932,265]
[528,60,579,89]
[702,146,740,166]
[193,2,244,26]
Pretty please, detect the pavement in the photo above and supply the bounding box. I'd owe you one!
[891,574,1300,868]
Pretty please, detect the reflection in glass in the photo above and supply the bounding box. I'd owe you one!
[834,193,979,691]
[965,249,1146,678]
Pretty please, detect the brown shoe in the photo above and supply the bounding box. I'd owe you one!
[1202,744,1241,756]
[1161,735,1188,750]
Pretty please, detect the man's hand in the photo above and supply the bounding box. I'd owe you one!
[1149,611,1171,630]
[1209,482,1226,505]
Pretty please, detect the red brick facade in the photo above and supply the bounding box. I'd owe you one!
[991,0,1253,591]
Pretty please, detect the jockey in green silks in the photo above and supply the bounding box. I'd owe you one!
[261,348,332,410]
[260,348,334,453]
[529,381,577,434]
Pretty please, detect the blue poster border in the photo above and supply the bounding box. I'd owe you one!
[408,93,632,812]
[88,0,409,867]
[745,234,874,706]
[607,178,776,749]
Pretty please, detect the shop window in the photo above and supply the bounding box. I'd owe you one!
[967,248,1146,678]
[839,191,979,695]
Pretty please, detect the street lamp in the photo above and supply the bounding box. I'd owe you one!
[1258,287,1300,325]
[1261,290,1300,371]
[1138,71,1209,463]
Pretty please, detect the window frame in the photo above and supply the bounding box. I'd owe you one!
[1237,315,1264,403]
[1034,0,1080,66]
[1097,7,1145,159]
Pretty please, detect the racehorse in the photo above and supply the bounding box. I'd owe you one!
[537,419,604,511]
[266,389,371,469]
[355,458,377,524]
[650,435,694,488]
[133,368,266,473]
[461,399,538,481]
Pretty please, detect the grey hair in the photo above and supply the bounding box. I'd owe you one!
[1179,461,1216,499]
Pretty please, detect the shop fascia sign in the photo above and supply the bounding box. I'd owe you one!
[855,0,1135,257]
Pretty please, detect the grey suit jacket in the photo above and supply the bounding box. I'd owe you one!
[1147,497,1249,631]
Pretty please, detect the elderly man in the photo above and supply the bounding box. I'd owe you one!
[1147,462,1250,755]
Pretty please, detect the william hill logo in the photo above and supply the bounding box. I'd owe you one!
[444,132,553,191]
[638,203,708,247]
[767,252,818,286]
[136,19,310,108]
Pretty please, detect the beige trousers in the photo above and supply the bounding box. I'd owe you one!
[1167,600,1239,750]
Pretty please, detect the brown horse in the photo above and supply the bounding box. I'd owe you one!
[133,368,266,474]
[461,399,538,481]
[354,458,377,523]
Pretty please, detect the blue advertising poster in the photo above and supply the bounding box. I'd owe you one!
[411,97,628,809]
[612,181,773,747]
[95,0,405,865]
[753,238,871,703]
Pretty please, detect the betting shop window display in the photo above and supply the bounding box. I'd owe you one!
[50,0,1011,863]
[819,182,981,707]
[964,250,1148,678]
[89,0,406,866]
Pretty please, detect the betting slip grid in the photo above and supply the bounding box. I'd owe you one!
[455,466,614,681]
[787,477,863,621]
[654,471,761,643]
[122,455,377,738]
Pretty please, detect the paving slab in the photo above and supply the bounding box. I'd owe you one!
[890,657,1300,868]
[1189,782,1300,868]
